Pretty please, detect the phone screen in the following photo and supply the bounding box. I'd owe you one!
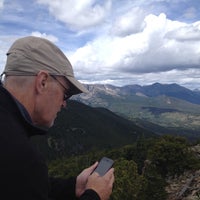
[94,157,114,176]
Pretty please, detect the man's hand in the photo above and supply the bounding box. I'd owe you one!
[86,168,114,200]
[76,162,98,197]
[76,162,115,200]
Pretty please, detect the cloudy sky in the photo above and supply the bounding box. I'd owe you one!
[1,0,200,90]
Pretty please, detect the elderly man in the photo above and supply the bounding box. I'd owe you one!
[0,36,114,200]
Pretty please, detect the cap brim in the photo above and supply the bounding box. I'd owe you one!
[66,76,89,95]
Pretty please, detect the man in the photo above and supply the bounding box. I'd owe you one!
[0,36,114,200]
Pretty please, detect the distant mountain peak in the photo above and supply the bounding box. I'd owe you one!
[74,82,200,105]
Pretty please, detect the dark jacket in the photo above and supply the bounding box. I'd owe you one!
[0,85,100,200]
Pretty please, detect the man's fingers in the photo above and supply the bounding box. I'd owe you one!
[90,161,98,170]
[104,168,114,179]
[86,161,98,174]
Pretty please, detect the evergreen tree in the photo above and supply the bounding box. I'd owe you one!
[111,158,144,200]
[147,135,198,177]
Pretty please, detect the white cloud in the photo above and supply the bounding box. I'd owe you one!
[166,22,200,41]
[36,0,112,30]
[31,32,58,43]
[70,12,200,77]
[110,7,146,36]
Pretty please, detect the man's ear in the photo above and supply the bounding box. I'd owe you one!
[35,71,49,94]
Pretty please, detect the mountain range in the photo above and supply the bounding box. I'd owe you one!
[72,82,200,140]
[32,82,200,160]
[74,82,200,105]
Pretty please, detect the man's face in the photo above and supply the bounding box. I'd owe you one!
[33,75,69,128]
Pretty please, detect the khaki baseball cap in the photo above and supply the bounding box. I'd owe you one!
[2,36,88,95]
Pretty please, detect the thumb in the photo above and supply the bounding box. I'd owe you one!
[88,162,98,174]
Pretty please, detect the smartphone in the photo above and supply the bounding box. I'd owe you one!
[93,157,114,176]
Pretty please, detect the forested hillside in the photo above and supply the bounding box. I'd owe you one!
[32,100,156,160]
[48,135,200,200]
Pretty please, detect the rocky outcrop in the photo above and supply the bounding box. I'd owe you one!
[166,145,200,200]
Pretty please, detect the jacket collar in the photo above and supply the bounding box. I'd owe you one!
[0,85,48,136]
